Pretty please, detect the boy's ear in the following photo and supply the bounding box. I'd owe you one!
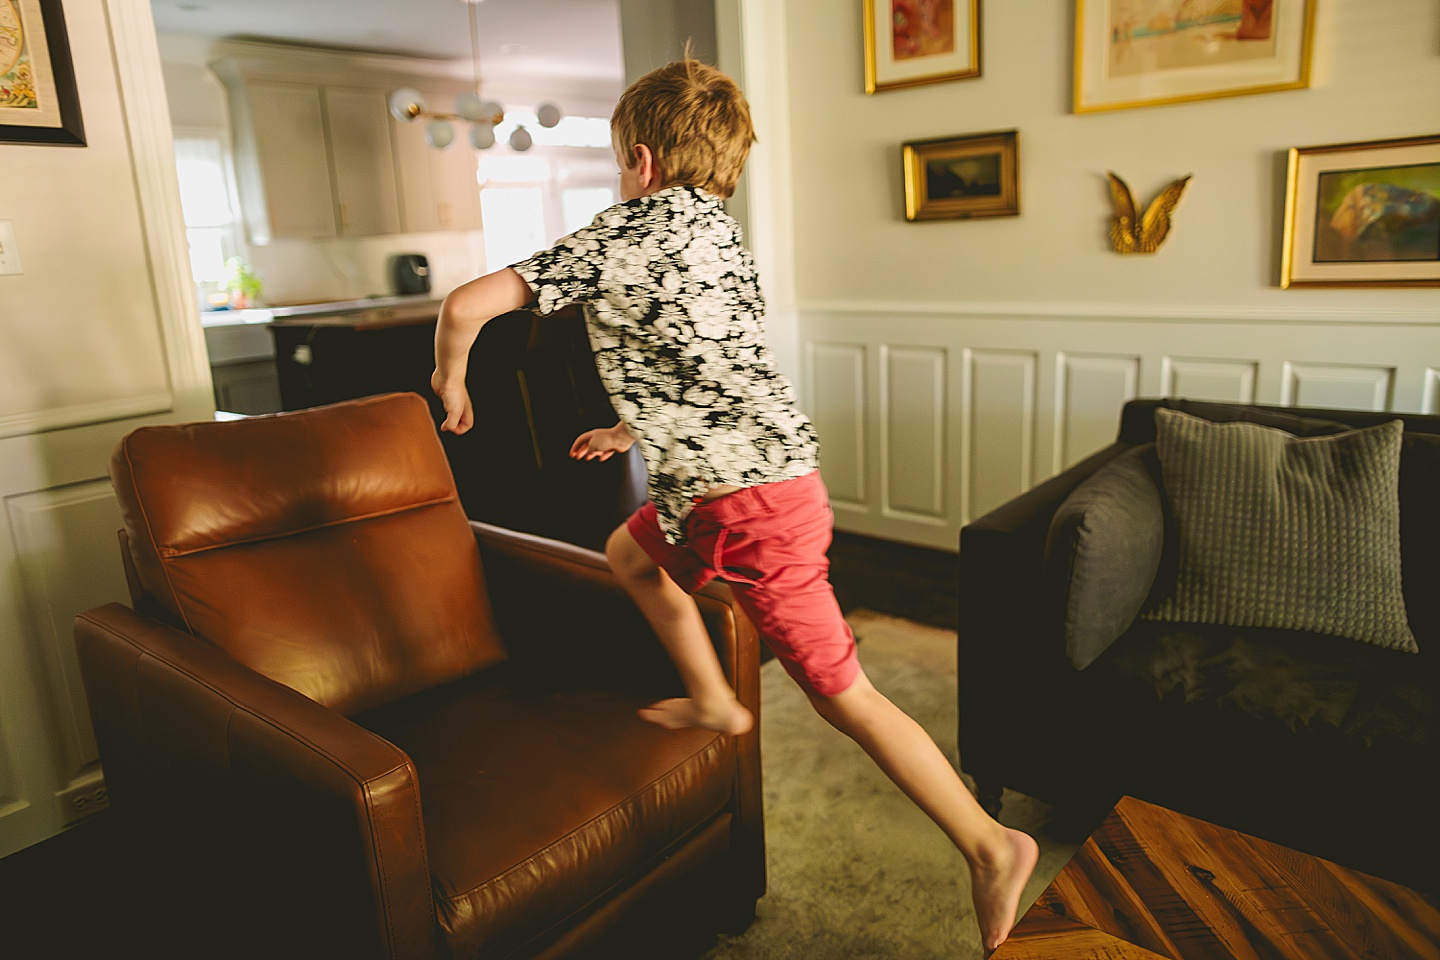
[633,143,662,189]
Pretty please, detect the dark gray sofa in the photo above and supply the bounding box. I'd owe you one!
[957,398,1440,894]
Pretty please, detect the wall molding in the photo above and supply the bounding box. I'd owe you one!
[800,304,1440,551]
[799,299,1440,327]
[0,393,174,442]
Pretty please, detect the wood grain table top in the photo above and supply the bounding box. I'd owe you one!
[993,796,1440,960]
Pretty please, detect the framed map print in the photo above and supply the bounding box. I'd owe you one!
[1,0,85,145]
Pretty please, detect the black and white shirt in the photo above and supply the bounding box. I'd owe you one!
[513,185,820,544]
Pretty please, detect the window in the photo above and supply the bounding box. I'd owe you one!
[477,113,618,270]
[171,130,243,308]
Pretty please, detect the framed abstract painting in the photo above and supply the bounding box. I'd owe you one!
[1073,0,1315,113]
[1,0,85,145]
[1281,134,1440,288]
[864,0,980,93]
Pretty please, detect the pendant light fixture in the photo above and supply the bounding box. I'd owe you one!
[388,0,562,153]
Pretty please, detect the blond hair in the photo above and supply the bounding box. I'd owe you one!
[610,56,756,199]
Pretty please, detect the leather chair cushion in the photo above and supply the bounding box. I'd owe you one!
[110,394,507,715]
[359,668,735,959]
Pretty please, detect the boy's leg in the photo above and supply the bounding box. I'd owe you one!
[605,524,752,736]
[808,671,1039,955]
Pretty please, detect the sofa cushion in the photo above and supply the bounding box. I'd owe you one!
[1044,445,1165,670]
[358,669,734,959]
[1145,408,1418,654]
[1098,621,1437,752]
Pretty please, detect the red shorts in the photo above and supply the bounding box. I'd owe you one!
[625,470,860,698]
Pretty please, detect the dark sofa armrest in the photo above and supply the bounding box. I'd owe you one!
[75,603,437,960]
[959,442,1136,662]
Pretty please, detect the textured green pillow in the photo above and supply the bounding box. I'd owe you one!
[1144,408,1418,654]
[1044,445,1165,671]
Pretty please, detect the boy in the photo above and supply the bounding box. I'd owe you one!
[431,57,1038,956]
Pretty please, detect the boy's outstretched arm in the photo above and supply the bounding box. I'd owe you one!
[432,267,535,434]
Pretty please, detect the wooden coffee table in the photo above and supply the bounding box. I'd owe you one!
[993,796,1440,959]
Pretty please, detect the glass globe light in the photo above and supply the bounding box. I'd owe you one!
[455,92,486,122]
[509,126,533,152]
[536,102,562,128]
[388,87,426,122]
[478,100,504,122]
[469,123,496,150]
[425,119,455,149]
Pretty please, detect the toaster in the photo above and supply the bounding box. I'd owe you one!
[390,253,431,296]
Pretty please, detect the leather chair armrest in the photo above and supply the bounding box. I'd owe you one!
[74,603,437,960]
[470,521,766,899]
[470,521,759,699]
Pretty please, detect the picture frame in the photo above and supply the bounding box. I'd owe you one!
[864,0,980,94]
[1,0,86,146]
[1281,134,1440,288]
[902,129,1018,222]
[1072,0,1315,114]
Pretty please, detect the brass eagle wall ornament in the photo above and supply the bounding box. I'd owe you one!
[1107,172,1192,254]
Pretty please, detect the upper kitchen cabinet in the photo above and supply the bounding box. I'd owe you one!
[323,85,404,237]
[390,91,484,234]
[212,45,460,243]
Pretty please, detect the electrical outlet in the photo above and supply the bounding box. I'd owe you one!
[0,220,21,275]
[56,777,110,826]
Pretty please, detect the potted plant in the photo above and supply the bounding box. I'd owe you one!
[222,257,264,309]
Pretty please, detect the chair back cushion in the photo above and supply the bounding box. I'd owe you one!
[110,393,506,714]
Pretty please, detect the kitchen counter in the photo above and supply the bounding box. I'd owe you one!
[201,294,443,329]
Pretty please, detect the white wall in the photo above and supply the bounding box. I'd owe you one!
[0,0,212,858]
[775,0,1440,550]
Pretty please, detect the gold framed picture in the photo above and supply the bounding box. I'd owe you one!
[1281,134,1440,288]
[863,0,981,94]
[0,0,85,145]
[1073,0,1315,114]
[902,130,1018,222]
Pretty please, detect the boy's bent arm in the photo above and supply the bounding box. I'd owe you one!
[432,267,534,434]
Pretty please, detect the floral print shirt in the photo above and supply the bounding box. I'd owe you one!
[512,185,820,544]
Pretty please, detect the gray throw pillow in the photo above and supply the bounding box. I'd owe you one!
[1045,445,1165,670]
[1144,408,1418,654]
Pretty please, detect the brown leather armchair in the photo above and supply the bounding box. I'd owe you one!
[74,393,764,960]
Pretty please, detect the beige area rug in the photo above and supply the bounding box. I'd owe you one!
[702,610,1083,960]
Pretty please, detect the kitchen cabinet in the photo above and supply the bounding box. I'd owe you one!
[229,79,337,242]
[217,69,403,242]
[324,85,403,237]
[390,91,484,233]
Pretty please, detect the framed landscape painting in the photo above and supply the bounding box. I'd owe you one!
[864,0,980,93]
[1073,0,1315,113]
[902,130,1018,222]
[1282,134,1440,288]
[1,0,85,145]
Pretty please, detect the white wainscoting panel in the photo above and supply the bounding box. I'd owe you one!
[1056,353,1140,472]
[880,346,946,522]
[806,342,867,507]
[5,482,129,786]
[964,350,1037,522]
[798,304,1440,551]
[1160,357,1258,404]
[1281,362,1395,411]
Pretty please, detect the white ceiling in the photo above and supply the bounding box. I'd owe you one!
[148,0,625,82]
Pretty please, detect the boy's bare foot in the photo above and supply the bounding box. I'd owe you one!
[639,697,753,736]
[972,826,1039,956]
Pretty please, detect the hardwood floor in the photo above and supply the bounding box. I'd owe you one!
[0,532,959,956]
